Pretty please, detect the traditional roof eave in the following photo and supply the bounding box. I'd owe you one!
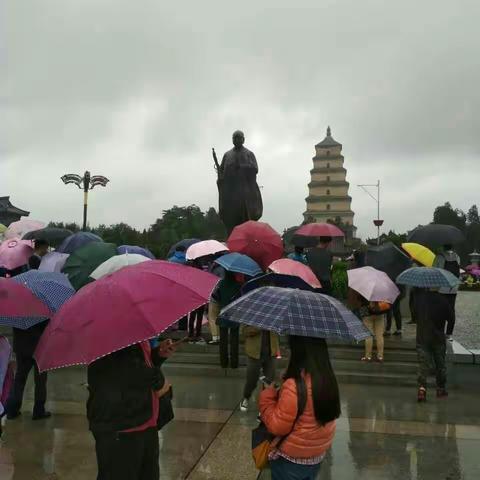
[315,126,342,148]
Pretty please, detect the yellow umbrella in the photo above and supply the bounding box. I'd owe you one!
[0,224,7,234]
[401,243,435,267]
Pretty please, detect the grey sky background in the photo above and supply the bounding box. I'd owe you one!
[2,0,479,239]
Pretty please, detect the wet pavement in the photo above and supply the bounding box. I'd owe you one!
[453,291,480,349]
[1,376,479,480]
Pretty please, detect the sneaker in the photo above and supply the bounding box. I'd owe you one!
[446,335,454,342]
[417,387,427,403]
[195,337,206,345]
[240,399,249,412]
[32,411,52,421]
[6,411,21,420]
[208,337,220,345]
[384,331,392,337]
[436,388,449,399]
[393,330,402,336]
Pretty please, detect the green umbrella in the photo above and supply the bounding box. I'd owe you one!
[62,242,117,290]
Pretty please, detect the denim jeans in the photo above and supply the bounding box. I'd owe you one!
[270,457,321,480]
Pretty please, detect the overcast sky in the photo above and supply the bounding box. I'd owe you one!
[2,0,479,239]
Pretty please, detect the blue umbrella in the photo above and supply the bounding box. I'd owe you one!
[11,270,75,313]
[214,252,263,277]
[396,267,460,289]
[167,238,201,259]
[219,286,371,341]
[57,232,103,254]
[241,273,315,295]
[117,245,155,259]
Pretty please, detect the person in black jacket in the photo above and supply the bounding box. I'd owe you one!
[28,239,49,270]
[5,322,50,420]
[87,339,177,480]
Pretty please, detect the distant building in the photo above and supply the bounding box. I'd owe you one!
[0,197,30,226]
[304,127,356,249]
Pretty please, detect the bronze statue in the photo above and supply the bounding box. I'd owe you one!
[213,130,263,233]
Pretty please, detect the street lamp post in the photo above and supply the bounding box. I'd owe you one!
[61,171,109,231]
[357,180,383,245]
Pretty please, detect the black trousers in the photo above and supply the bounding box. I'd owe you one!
[93,428,159,480]
[417,342,447,389]
[219,326,239,369]
[445,294,457,336]
[386,297,402,332]
[6,354,47,416]
[409,291,416,324]
[188,306,205,338]
[243,356,276,400]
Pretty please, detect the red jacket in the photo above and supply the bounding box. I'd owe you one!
[259,374,336,459]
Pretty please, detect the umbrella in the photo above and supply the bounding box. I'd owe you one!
[117,245,155,259]
[396,267,461,289]
[407,224,465,248]
[227,221,283,270]
[294,223,344,238]
[241,273,316,295]
[4,219,45,240]
[167,238,201,259]
[347,266,400,303]
[23,227,73,247]
[268,258,321,289]
[62,242,117,290]
[56,232,103,254]
[470,269,480,277]
[219,286,371,341]
[35,260,219,371]
[365,242,412,281]
[402,243,435,267]
[11,271,75,313]
[186,240,228,260]
[0,224,7,234]
[0,278,51,329]
[0,238,33,270]
[214,252,263,277]
[90,253,151,280]
[39,251,70,273]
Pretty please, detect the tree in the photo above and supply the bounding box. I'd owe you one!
[433,202,466,231]
[467,205,480,225]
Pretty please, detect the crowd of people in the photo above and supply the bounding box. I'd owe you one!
[0,226,463,480]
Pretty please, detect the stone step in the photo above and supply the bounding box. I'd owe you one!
[161,363,423,387]
[169,352,418,375]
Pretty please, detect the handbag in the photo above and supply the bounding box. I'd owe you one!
[157,386,174,430]
[251,377,307,470]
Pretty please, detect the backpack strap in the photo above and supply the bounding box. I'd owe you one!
[275,376,307,449]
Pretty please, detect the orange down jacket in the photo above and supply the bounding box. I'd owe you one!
[258,374,336,459]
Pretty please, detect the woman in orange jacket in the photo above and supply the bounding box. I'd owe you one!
[259,336,340,479]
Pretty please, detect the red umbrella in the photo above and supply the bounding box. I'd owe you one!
[295,223,344,238]
[0,278,52,321]
[268,259,321,289]
[35,261,219,371]
[227,221,283,270]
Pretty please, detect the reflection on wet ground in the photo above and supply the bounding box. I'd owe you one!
[1,378,479,479]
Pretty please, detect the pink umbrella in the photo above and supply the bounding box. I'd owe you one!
[471,269,480,277]
[268,259,321,289]
[186,240,228,260]
[0,278,52,318]
[35,260,219,371]
[0,239,34,270]
[347,266,400,303]
[5,219,45,240]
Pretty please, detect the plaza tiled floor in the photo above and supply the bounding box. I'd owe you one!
[1,376,480,480]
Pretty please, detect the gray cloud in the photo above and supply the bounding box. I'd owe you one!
[2,0,479,240]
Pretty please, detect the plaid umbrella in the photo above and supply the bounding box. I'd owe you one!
[219,286,371,341]
[11,271,75,312]
[396,267,460,289]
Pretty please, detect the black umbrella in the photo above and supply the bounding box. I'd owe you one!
[167,238,201,259]
[407,224,465,248]
[23,227,73,247]
[365,242,412,281]
[291,234,319,248]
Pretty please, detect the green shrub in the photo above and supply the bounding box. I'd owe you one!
[331,261,348,299]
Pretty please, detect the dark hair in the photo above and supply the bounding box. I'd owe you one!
[175,245,186,252]
[443,244,453,251]
[34,239,49,249]
[285,336,341,425]
[294,246,304,255]
[319,236,332,244]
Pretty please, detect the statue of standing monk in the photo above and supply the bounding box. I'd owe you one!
[213,130,263,233]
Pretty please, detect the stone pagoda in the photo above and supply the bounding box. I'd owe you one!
[304,127,356,243]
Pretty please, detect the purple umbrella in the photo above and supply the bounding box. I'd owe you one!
[56,232,103,254]
[347,266,400,303]
[117,245,155,259]
[39,252,70,273]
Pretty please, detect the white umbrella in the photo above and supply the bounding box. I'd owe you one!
[347,266,400,303]
[39,251,70,273]
[90,253,151,280]
[186,240,229,260]
[5,219,45,240]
